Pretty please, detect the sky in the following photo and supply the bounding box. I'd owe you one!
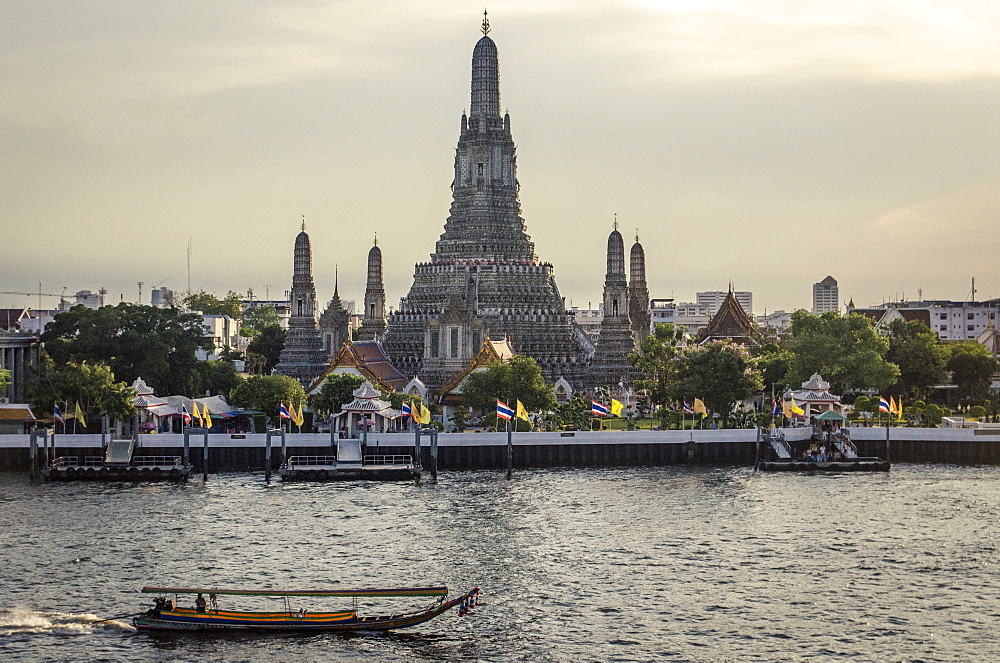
[2,0,998,316]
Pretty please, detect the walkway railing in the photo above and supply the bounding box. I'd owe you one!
[363,455,414,466]
[286,455,337,469]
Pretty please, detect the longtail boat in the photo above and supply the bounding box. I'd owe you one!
[133,585,480,632]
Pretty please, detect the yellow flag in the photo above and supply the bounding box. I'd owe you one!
[203,404,212,429]
[693,398,708,417]
[781,399,793,418]
[790,398,805,416]
[895,397,904,418]
[74,402,87,429]
[294,402,305,427]
[516,400,529,421]
[889,396,897,418]
[192,401,203,426]
[419,403,432,425]
[287,402,298,427]
[610,399,623,417]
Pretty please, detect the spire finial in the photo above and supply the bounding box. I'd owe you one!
[334,265,339,297]
[301,214,306,232]
[481,9,490,36]
[613,213,618,231]
[373,232,378,247]
[635,229,640,243]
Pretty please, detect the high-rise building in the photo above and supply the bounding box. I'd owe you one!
[382,16,592,391]
[812,276,839,314]
[274,224,330,384]
[697,291,752,316]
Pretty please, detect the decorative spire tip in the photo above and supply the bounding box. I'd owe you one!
[481,9,490,36]
[373,232,378,247]
[613,213,618,231]
[301,214,306,232]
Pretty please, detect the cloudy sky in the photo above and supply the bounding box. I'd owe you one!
[2,0,998,315]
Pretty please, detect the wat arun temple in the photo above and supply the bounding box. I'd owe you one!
[381,17,598,391]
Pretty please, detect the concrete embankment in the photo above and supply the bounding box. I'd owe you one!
[0,429,811,473]
[1,427,997,472]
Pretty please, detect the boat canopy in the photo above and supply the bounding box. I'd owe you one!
[141,586,448,598]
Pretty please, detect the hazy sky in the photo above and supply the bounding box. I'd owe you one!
[2,0,998,315]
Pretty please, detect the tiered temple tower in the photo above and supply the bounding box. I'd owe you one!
[590,223,639,388]
[319,267,350,358]
[382,15,592,391]
[358,238,387,341]
[275,223,330,383]
[627,234,651,345]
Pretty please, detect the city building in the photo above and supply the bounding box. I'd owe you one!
[568,305,603,343]
[381,17,593,392]
[756,310,798,334]
[649,299,677,330]
[847,299,999,341]
[151,287,175,308]
[697,291,753,316]
[812,276,839,314]
[195,314,241,360]
[0,310,40,403]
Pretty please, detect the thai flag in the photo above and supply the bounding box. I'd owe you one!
[279,402,291,419]
[591,401,608,416]
[496,400,514,421]
[401,402,411,418]
[53,404,65,425]
[682,401,694,414]
[878,397,891,413]
[181,404,192,425]
[772,399,780,416]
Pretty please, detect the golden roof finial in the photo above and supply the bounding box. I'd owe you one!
[481,9,490,36]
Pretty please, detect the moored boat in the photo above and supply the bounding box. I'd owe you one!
[132,585,479,632]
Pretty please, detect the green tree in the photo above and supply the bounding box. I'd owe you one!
[755,342,794,395]
[246,324,286,374]
[885,318,948,400]
[27,354,136,426]
[184,290,244,320]
[460,355,557,414]
[556,395,591,431]
[0,368,10,396]
[947,342,997,402]
[628,323,685,412]
[787,311,899,394]
[675,342,763,428]
[310,374,364,415]
[241,305,281,338]
[451,405,470,432]
[229,374,305,422]
[194,360,243,398]
[42,303,210,396]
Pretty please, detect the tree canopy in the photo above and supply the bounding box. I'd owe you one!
[27,354,136,425]
[946,341,997,402]
[0,368,10,396]
[460,355,557,414]
[675,342,763,427]
[786,311,899,394]
[241,305,281,338]
[183,290,244,320]
[310,374,364,415]
[754,342,794,395]
[246,324,286,374]
[229,374,305,419]
[194,360,243,399]
[41,303,211,396]
[885,318,948,399]
[628,323,685,411]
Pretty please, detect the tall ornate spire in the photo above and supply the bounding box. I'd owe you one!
[470,16,501,118]
[276,225,330,383]
[628,234,650,345]
[359,235,387,341]
[591,222,637,388]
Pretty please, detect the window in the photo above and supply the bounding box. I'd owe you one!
[472,331,481,351]
[940,313,947,320]
[940,325,947,331]
[297,299,303,316]
[451,328,459,358]
[968,325,975,331]
[968,313,975,320]
[370,303,376,318]
[430,331,439,358]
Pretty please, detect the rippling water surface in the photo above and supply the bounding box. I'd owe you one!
[1,465,998,662]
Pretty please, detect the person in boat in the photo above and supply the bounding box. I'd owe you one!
[195,593,207,613]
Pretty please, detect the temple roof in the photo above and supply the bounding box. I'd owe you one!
[307,340,408,394]
[800,373,830,391]
[439,337,515,396]
[697,290,760,346]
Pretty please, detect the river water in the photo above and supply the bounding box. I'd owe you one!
[1,465,997,662]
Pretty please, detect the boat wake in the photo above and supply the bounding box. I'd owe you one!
[0,608,134,636]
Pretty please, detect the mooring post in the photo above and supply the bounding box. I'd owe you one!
[101,416,108,458]
[506,419,513,480]
[45,428,52,468]
[885,424,891,462]
[202,430,209,481]
[755,426,761,471]
[183,429,190,467]
[430,428,438,483]
[264,429,273,481]
[29,430,39,479]
[414,426,421,468]
[280,429,287,468]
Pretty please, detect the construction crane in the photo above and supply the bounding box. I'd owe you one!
[0,284,67,310]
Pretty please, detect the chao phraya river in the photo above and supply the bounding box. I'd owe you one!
[2,465,998,662]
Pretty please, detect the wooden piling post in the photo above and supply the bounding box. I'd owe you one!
[29,430,39,479]
[280,429,287,468]
[506,420,513,479]
[430,428,438,483]
[202,431,209,481]
[101,416,108,458]
[414,426,422,468]
[264,430,273,481]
